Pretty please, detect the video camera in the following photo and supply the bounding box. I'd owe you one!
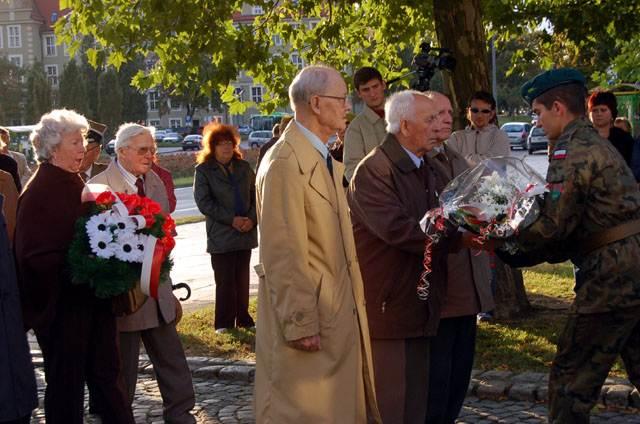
[411,42,456,91]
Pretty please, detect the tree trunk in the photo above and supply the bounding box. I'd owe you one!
[433,0,490,130]
[493,257,531,319]
[433,0,531,318]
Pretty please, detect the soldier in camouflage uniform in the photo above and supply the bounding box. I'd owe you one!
[498,68,640,423]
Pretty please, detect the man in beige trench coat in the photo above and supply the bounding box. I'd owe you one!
[254,64,381,423]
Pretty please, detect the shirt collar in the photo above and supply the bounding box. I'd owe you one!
[400,145,423,169]
[295,121,329,159]
[115,159,140,191]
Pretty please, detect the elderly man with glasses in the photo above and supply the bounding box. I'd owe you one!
[255,64,381,423]
[88,123,196,424]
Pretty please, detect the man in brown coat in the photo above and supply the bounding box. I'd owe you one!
[424,92,495,423]
[348,90,460,423]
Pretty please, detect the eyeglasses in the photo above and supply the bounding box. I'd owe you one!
[127,146,157,156]
[85,143,101,153]
[470,107,493,114]
[216,140,234,146]
[316,94,349,105]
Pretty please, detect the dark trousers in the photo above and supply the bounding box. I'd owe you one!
[120,322,196,424]
[1,416,30,424]
[426,315,477,424]
[372,337,430,424]
[35,291,134,424]
[549,306,640,424]
[210,250,254,329]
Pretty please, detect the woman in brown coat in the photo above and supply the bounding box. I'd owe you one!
[14,109,133,424]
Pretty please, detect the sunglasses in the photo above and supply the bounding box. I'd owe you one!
[127,146,157,156]
[470,107,493,114]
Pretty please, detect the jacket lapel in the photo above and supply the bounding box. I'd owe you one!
[285,124,338,211]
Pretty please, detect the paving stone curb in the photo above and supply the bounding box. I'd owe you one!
[29,350,640,410]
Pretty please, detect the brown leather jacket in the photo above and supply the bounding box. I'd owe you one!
[348,133,457,339]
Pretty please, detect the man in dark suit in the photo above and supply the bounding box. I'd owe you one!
[79,120,109,183]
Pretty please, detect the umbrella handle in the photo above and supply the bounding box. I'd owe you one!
[171,282,192,301]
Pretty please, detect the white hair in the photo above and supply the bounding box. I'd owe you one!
[385,90,430,134]
[288,64,336,111]
[115,123,154,151]
[30,109,89,163]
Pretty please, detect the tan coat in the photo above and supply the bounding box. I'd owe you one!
[446,124,510,166]
[88,161,177,332]
[0,170,18,244]
[343,104,387,182]
[254,123,381,423]
[8,151,32,187]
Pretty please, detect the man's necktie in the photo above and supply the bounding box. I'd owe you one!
[135,177,145,197]
[326,154,334,178]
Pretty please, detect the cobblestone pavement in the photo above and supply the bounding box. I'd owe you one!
[28,363,640,423]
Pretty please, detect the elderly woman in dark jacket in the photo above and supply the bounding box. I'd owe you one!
[194,123,258,333]
[14,109,133,424]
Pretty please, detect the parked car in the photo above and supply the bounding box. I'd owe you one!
[105,139,116,155]
[248,130,272,148]
[527,126,549,154]
[154,129,167,142]
[162,132,183,143]
[182,134,202,151]
[238,125,253,136]
[501,122,532,150]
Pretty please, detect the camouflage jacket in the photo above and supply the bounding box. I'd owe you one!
[505,118,640,313]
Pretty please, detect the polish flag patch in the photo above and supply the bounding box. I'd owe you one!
[552,149,567,160]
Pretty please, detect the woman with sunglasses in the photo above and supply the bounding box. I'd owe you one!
[447,91,510,166]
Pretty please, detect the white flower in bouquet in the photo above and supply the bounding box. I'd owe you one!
[113,234,145,263]
[106,211,137,235]
[89,231,115,259]
[473,172,518,220]
[86,212,112,238]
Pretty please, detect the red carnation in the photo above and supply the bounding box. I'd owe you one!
[95,191,116,206]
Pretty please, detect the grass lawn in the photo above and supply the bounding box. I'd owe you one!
[176,262,628,377]
[174,175,194,188]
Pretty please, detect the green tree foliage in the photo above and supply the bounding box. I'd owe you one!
[0,57,25,125]
[59,60,90,116]
[97,68,123,138]
[25,62,53,124]
[57,1,640,124]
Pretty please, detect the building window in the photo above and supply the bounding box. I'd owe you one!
[252,6,264,15]
[170,98,181,110]
[0,27,3,48]
[63,43,70,57]
[291,53,304,69]
[169,118,181,128]
[251,86,263,103]
[148,91,159,111]
[8,55,22,67]
[148,119,161,127]
[234,87,244,101]
[44,35,56,56]
[8,25,21,48]
[45,65,58,86]
[272,34,282,46]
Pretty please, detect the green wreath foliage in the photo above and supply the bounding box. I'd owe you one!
[67,214,173,299]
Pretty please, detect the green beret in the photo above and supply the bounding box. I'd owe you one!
[521,68,586,105]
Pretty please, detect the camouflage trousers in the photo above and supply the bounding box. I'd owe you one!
[549,305,640,423]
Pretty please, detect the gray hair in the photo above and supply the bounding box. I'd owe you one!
[385,90,430,134]
[30,109,89,163]
[115,123,154,150]
[288,64,336,111]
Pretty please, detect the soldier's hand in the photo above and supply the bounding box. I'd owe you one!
[288,334,321,352]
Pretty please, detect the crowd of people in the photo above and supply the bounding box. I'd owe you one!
[1,62,640,424]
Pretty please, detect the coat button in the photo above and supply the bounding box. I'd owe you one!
[294,311,304,323]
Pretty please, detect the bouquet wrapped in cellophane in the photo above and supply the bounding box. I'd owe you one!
[417,156,547,300]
